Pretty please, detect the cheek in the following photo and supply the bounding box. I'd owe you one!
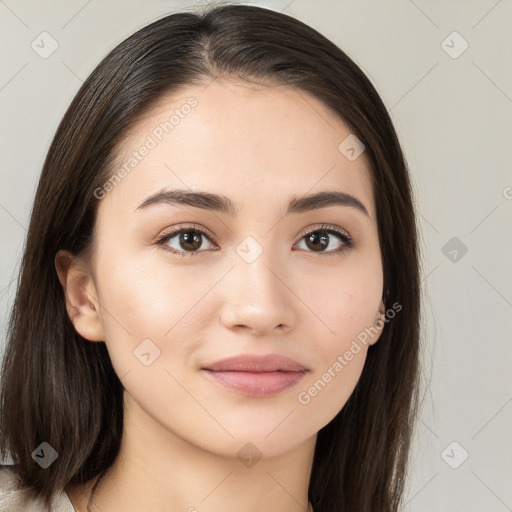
[92,250,203,366]
[300,254,383,345]
[295,291,377,430]
[293,257,382,422]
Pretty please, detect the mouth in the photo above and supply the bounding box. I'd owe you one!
[201,369,308,397]
[200,353,309,397]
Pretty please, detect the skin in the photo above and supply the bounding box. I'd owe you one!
[56,78,385,512]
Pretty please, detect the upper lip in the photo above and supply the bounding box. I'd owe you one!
[202,353,309,372]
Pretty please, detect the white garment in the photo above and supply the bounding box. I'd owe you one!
[0,465,75,512]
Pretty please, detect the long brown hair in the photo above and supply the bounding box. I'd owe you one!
[0,3,422,511]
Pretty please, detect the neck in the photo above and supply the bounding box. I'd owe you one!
[67,390,316,512]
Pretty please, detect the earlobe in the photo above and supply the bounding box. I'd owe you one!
[54,250,104,342]
[368,301,386,346]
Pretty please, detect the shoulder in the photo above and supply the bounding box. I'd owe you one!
[0,464,75,512]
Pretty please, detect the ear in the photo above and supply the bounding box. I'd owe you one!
[367,301,386,346]
[55,249,104,342]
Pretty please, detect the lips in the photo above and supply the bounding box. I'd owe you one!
[201,354,309,397]
[202,353,308,372]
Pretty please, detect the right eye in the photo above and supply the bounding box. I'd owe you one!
[155,224,218,257]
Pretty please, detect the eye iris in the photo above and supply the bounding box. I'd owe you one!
[305,232,329,252]
[180,231,202,251]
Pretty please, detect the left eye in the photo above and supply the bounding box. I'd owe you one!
[155,223,354,257]
[294,226,353,254]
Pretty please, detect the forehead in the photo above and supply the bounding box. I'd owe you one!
[103,79,376,219]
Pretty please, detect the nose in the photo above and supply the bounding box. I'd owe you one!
[219,253,297,336]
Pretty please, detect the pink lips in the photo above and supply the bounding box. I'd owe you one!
[201,354,309,397]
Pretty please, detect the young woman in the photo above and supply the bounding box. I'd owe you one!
[0,3,422,511]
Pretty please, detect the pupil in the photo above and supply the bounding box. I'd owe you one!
[307,232,328,252]
[181,231,201,251]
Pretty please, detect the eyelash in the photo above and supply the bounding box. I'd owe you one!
[154,223,354,258]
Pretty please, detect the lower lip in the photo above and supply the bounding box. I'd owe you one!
[201,369,307,397]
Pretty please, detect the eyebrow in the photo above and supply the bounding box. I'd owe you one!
[135,188,370,218]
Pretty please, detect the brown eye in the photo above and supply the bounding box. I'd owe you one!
[175,230,203,252]
[294,224,354,255]
[155,224,217,257]
[155,223,354,258]
[304,231,331,252]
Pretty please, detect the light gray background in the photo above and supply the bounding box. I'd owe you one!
[1,1,511,511]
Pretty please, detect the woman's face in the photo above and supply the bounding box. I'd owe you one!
[83,79,384,458]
